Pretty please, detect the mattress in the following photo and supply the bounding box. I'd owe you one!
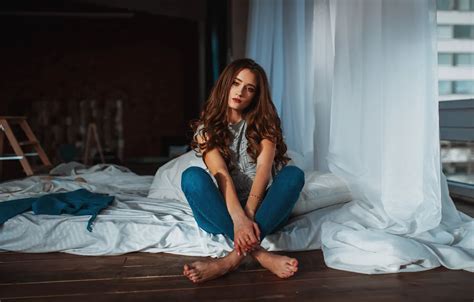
[0,163,347,257]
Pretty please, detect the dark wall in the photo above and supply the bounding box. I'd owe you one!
[0,10,200,175]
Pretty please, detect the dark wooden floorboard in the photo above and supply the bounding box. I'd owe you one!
[0,250,472,302]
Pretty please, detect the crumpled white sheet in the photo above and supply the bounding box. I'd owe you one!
[2,164,472,275]
[0,164,342,256]
[320,174,474,274]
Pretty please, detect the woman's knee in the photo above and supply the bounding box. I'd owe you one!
[278,165,305,191]
[181,166,210,192]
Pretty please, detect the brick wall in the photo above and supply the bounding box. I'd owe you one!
[0,12,200,179]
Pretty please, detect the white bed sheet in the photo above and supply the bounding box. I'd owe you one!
[0,164,342,256]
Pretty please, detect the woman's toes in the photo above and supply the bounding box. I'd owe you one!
[184,264,194,273]
[280,265,296,278]
[191,275,201,283]
[185,268,199,281]
[288,264,298,272]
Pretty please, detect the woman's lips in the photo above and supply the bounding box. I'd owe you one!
[232,98,242,103]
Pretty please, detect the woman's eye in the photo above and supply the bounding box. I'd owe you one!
[247,88,255,93]
[232,81,239,86]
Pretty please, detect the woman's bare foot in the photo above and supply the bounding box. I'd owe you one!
[252,247,298,278]
[183,249,244,283]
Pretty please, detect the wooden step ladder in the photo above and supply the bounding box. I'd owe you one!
[0,116,52,176]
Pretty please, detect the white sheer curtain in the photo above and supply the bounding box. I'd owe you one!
[247,0,474,273]
[247,0,317,169]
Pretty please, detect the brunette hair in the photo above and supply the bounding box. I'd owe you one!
[190,58,290,170]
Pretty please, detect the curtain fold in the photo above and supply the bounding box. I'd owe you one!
[328,0,441,234]
[247,0,317,170]
[247,0,474,274]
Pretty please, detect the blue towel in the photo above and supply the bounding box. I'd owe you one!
[0,189,114,232]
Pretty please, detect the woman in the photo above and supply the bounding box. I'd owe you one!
[181,58,305,283]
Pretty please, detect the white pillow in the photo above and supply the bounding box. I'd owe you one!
[148,151,207,202]
[290,171,352,217]
[147,150,352,216]
[284,150,352,215]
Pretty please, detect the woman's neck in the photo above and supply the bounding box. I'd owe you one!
[228,109,243,124]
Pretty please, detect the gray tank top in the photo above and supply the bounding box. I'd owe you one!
[195,120,274,203]
[228,119,256,203]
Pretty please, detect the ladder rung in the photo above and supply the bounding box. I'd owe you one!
[18,140,38,146]
[24,152,39,157]
[1,152,38,158]
[0,117,52,176]
[0,155,24,161]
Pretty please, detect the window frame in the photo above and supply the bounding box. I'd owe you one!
[454,53,474,66]
[439,98,474,201]
[439,80,453,95]
[453,80,474,94]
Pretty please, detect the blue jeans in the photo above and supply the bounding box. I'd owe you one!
[181,165,305,241]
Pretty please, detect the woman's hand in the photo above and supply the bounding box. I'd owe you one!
[233,214,261,256]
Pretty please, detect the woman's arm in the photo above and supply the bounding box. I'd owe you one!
[203,147,246,221]
[244,139,276,220]
[196,133,259,254]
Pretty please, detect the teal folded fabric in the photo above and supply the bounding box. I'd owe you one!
[0,189,114,232]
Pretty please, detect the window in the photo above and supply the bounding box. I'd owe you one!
[455,53,474,66]
[437,25,453,39]
[439,81,453,95]
[439,99,474,200]
[439,53,474,66]
[453,25,474,39]
[438,53,454,65]
[454,80,474,94]
[458,0,474,10]
[435,26,474,40]
[442,141,474,186]
[437,0,474,10]
[441,141,474,186]
[437,0,455,9]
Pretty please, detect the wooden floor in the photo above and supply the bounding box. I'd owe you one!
[1,250,473,302]
[1,202,473,302]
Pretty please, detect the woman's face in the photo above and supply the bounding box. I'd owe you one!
[227,68,257,114]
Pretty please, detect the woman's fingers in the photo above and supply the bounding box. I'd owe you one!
[237,234,260,254]
[236,239,251,255]
[239,237,247,251]
[242,236,254,252]
[247,232,257,245]
[235,242,244,256]
[242,240,251,252]
[245,239,254,253]
[245,234,254,245]
[234,221,261,254]
[238,238,246,250]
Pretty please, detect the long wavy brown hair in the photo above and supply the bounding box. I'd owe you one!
[190,58,290,170]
